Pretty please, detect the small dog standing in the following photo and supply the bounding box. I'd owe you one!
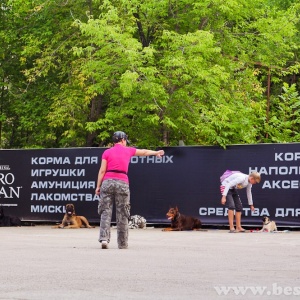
[260,216,277,232]
[163,206,202,231]
[0,206,22,227]
[52,204,94,229]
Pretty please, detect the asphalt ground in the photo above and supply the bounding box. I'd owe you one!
[1,225,300,300]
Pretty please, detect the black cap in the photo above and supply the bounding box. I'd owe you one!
[112,131,130,144]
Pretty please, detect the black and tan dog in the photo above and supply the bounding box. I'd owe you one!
[0,205,22,227]
[162,206,202,231]
[52,204,94,229]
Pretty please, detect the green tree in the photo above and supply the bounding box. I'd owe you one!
[266,83,300,142]
[0,0,103,148]
[1,0,299,148]
[80,0,299,147]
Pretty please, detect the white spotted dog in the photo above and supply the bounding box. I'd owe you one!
[260,216,277,232]
[128,215,147,229]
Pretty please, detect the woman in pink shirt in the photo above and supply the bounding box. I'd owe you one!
[95,131,164,249]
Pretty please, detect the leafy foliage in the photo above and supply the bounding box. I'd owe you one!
[0,0,299,148]
[266,84,300,142]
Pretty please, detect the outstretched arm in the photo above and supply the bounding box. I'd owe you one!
[135,149,164,157]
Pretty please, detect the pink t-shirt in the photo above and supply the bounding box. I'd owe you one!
[102,144,137,183]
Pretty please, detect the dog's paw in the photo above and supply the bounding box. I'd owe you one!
[162,228,172,231]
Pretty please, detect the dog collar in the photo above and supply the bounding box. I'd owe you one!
[174,212,180,221]
[264,221,271,225]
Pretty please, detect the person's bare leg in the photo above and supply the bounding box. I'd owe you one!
[235,211,245,232]
[228,210,235,231]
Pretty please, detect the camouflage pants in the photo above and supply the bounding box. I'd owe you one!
[98,179,130,249]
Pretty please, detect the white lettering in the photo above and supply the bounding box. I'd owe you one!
[289,166,298,174]
[269,167,278,175]
[207,207,215,215]
[295,208,300,217]
[130,155,173,164]
[260,208,269,216]
[216,207,223,216]
[164,156,173,163]
[278,167,288,175]
[271,181,280,189]
[31,169,86,177]
[282,180,290,188]
[275,152,300,161]
[0,186,21,198]
[30,193,97,201]
[31,181,94,189]
[199,207,207,215]
[262,181,272,189]
[224,208,228,216]
[285,208,294,217]
[243,207,251,216]
[131,157,139,163]
[262,180,299,189]
[31,157,71,165]
[147,156,155,163]
[258,167,268,175]
[275,208,285,217]
[285,153,293,161]
[31,205,65,213]
[0,173,15,185]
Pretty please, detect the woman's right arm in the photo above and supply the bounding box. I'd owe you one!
[135,149,164,157]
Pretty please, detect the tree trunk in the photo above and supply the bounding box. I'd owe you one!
[86,95,103,146]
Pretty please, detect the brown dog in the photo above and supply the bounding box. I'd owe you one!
[162,207,202,231]
[52,204,94,229]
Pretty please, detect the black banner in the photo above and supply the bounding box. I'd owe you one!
[1,144,300,226]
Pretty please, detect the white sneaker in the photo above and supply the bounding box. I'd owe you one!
[101,240,108,249]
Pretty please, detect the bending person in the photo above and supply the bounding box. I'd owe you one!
[220,170,261,233]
